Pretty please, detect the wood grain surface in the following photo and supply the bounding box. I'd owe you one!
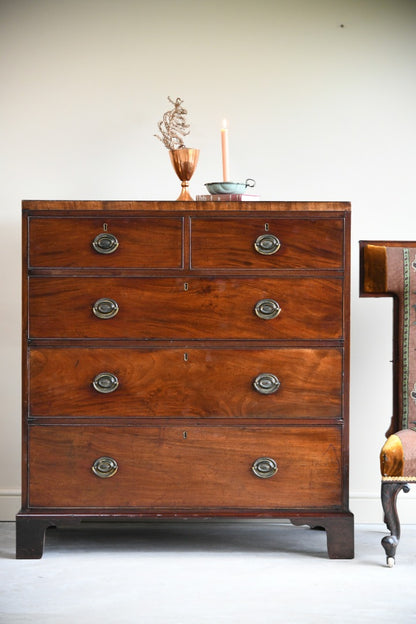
[28,276,343,340]
[29,346,343,418]
[28,424,342,509]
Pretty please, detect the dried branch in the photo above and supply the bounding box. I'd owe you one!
[155,96,190,150]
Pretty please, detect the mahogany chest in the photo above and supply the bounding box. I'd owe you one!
[17,200,353,558]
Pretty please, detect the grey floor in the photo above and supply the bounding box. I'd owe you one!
[1,521,416,623]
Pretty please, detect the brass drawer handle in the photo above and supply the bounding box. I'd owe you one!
[92,456,118,478]
[252,457,278,479]
[93,298,119,319]
[254,298,281,320]
[254,234,280,255]
[253,373,280,394]
[92,232,119,254]
[92,372,119,394]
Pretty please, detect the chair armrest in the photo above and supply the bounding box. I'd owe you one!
[361,244,387,295]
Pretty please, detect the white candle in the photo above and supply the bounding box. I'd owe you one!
[221,119,229,181]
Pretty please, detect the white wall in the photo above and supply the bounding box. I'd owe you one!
[1,0,416,522]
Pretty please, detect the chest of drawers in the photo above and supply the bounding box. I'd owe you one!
[17,200,353,558]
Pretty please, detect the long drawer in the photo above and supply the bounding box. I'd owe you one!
[28,424,343,509]
[190,217,344,269]
[28,217,183,268]
[28,277,343,340]
[29,347,342,419]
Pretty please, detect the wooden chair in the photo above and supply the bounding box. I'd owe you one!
[360,241,416,566]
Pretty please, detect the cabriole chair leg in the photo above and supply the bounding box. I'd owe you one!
[381,480,410,567]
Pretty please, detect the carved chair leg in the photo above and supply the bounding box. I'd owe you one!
[381,480,410,567]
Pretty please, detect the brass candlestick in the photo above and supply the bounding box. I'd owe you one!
[169,148,200,201]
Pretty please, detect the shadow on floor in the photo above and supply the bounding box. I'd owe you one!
[39,520,331,559]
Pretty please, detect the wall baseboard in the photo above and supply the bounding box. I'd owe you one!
[0,490,20,521]
[350,491,416,524]
[1,490,415,524]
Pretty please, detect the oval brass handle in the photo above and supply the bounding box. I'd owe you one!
[92,232,119,254]
[252,457,278,479]
[254,234,280,255]
[92,372,119,394]
[93,298,119,319]
[92,456,118,478]
[254,298,281,320]
[253,373,280,394]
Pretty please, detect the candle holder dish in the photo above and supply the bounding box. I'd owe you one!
[205,179,255,195]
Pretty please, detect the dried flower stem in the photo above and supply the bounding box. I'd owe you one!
[155,96,190,150]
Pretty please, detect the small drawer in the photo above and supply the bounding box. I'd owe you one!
[190,218,344,269]
[28,217,183,269]
[28,424,343,509]
[28,276,343,340]
[29,347,343,419]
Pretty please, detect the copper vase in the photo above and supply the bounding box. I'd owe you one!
[169,148,200,201]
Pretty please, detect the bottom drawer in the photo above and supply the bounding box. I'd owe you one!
[28,425,343,510]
